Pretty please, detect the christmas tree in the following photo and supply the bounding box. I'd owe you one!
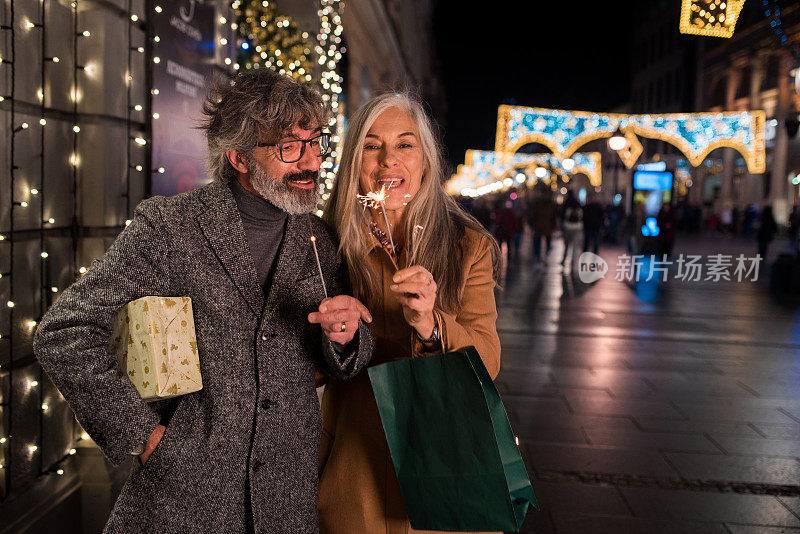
[233,0,315,82]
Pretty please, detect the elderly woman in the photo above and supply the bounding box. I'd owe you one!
[317,93,501,533]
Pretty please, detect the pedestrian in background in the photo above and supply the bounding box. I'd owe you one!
[757,205,778,260]
[494,197,520,263]
[744,204,758,236]
[721,206,733,234]
[582,193,604,255]
[657,203,677,257]
[529,188,557,266]
[561,190,583,268]
[512,191,526,258]
[788,203,799,256]
[471,195,494,232]
[626,201,646,254]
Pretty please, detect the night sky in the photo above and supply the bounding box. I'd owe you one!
[433,1,638,170]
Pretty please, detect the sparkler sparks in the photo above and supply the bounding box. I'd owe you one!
[357,185,397,264]
[357,186,389,209]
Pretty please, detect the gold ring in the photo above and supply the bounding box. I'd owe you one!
[340,322,347,332]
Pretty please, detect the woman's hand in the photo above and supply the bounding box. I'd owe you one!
[308,295,372,345]
[390,266,437,339]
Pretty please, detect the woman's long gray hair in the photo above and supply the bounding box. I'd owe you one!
[324,92,499,313]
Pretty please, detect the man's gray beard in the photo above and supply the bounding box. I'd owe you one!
[249,162,319,215]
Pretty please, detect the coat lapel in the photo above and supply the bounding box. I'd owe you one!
[194,181,265,317]
[263,215,315,316]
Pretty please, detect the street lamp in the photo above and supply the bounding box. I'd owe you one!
[608,128,627,151]
[607,128,628,201]
[561,158,575,172]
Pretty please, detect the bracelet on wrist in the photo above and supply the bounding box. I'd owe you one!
[416,322,440,345]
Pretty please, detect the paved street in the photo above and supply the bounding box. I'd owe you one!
[496,234,800,533]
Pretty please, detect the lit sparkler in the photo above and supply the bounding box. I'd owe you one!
[409,224,425,266]
[356,186,388,209]
[307,215,328,299]
[358,185,396,261]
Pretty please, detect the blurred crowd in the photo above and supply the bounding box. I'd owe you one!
[456,186,800,269]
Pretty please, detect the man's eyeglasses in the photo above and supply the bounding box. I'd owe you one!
[255,132,331,163]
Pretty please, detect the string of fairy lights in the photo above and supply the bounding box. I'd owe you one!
[1,0,346,503]
[0,0,150,501]
[316,0,346,212]
[0,0,16,501]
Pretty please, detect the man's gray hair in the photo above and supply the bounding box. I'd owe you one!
[200,70,326,183]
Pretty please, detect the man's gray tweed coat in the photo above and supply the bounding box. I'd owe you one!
[33,180,374,533]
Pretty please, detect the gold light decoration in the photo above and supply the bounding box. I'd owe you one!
[615,129,644,168]
[679,0,746,39]
[446,150,602,196]
[496,106,766,173]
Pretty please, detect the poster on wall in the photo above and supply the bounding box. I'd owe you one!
[151,0,216,196]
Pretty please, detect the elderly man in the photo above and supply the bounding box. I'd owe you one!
[33,69,373,533]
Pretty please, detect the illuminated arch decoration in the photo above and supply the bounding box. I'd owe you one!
[467,149,602,186]
[495,105,766,173]
[446,150,601,197]
[679,0,746,39]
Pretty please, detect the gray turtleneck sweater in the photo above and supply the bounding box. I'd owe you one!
[228,179,354,352]
[229,178,288,294]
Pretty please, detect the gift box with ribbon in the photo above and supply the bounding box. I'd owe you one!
[109,296,202,401]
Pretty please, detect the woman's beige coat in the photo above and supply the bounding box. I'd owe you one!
[318,226,501,534]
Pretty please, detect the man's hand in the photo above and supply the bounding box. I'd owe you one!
[139,424,166,465]
[308,295,372,345]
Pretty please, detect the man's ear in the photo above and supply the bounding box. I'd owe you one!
[225,149,249,174]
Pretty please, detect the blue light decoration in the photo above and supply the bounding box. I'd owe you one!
[761,0,800,58]
[445,149,601,197]
[636,161,667,172]
[633,171,673,191]
[641,217,661,237]
[495,106,766,173]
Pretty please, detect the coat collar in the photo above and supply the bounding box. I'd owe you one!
[194,181,265,317]
[194,181,316,319]
[265,212,313,300]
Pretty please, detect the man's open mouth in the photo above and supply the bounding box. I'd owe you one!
[287,177,315,189]
[285,171,318,190]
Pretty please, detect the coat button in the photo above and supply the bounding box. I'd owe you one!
[261,397,272,410]
[252,459,263,472]
[260,331,269,341]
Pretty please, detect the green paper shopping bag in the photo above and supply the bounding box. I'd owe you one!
[367,346,538,531]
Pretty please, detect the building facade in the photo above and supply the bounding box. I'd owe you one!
[627,1,800,225]
[0,1,440,532]
[695,2,800,223]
